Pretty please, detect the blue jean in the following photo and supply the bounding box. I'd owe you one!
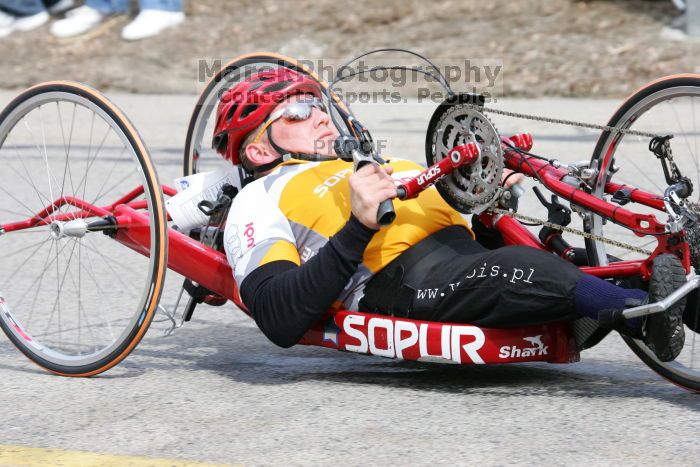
[86,0,183,14]
[0,0,182,15]
[0,0,59,16]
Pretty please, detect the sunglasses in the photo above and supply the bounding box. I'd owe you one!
[251,97,328,144]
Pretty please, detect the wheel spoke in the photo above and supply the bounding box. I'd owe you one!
[91,167,139,206]
[78,238,115,342]
[0,86,159,373]
[0,238,52,292]
[0,206,41,219]
[693,97,700,200]
[56,101,78,221]
[24,240,56,328]
[83,235,142,294]
[71,125,113,205]
[0,176,46,220]
[9,143,53,214]
[619,143,665,193]
[56,239,97,349]
[43,238,78,342]
[89,146,128,206]
[668,99,698,167]
[15,240,72,307]
[37,107,56,222]
[590,82,700,388]
[690,327,696,369]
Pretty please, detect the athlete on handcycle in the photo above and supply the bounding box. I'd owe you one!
[215,68,687,362]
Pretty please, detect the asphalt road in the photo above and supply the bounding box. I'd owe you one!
[0,89,698,466]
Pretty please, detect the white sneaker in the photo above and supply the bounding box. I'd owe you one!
[50,5,103,38]
[48,0,75,15]
[0,10,15,38]
[13,10,49,31]
[121,9,184,41]
[0,9,49,37]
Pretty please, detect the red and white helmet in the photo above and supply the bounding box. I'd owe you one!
[212,68,323,164]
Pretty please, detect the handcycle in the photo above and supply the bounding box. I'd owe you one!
[0,51,699,393]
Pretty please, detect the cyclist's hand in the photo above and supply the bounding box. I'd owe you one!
[502,169,524,188]
[349,163,397,230]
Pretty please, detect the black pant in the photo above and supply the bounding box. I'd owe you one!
[360,227,585,327]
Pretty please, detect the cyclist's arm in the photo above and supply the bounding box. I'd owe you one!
[224,188,376,347]
[239,214,375,347]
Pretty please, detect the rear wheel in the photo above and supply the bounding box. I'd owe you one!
[0,82,167,376]
[589,74,700,392]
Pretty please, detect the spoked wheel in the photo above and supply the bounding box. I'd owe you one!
[184,52,350,176]
[0,82,167,376]
[589,74,700,392]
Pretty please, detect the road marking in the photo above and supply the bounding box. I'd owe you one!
[0,444,235,467]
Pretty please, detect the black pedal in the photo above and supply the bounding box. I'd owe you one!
[180,278,226,322]
[197,183,238,217]
[533,186,571,226]
[533,187,575,259]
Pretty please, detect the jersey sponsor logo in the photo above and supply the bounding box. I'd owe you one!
[498,334,548,359]
[243,222,255,248]
[313,168,353,198]
[342,315,485,364]
[224,225,242,260]
[300,246,317,263]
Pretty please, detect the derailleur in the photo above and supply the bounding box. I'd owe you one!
[664,182,698,233]
[647,135,697,233]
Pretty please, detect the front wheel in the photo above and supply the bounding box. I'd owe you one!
[0,82,168,376]
[589,74,700,392]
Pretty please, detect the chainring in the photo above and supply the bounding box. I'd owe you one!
[426,100,503,214]
[684,202,700,272]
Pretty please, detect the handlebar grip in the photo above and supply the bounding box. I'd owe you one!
[377,198,396,226]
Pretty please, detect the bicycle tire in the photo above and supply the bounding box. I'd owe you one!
[589,74,700,392]
[0,81,167,376]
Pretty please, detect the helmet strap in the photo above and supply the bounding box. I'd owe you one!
[254,125,336,173]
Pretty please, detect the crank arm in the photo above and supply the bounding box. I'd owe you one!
[397,142,480,200]
[622,274,700,319]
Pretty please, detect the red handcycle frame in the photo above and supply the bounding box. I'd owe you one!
[4,132,686,367]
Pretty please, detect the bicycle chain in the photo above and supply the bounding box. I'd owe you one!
[451,102,661,254]
[488,207,654,255]
[461,103,663,139]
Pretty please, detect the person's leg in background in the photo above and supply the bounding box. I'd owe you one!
[43,0,74,15]
[0,0,49,37]
[120,0,183,41]
[139,0,182,12]
[50,0,128,38]
[84,0,128,14]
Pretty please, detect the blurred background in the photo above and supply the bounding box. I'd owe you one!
[0,0,697,96]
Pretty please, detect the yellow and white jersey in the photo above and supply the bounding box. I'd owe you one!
[224,157,471,310]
